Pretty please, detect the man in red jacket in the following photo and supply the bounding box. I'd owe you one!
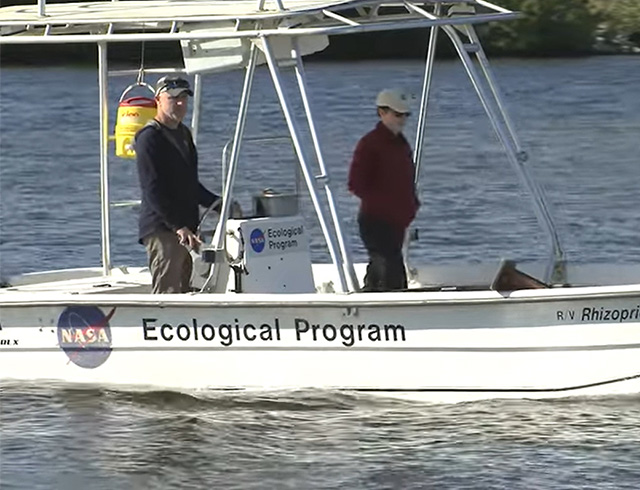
[348,89,419,292]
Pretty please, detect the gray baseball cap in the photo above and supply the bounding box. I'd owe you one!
[155,75,194,97]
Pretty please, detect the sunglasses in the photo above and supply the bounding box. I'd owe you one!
[381,106,410,118]
[390,109,410,118]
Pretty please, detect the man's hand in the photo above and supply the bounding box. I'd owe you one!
[176,227,202,252]
[230,200,243,218]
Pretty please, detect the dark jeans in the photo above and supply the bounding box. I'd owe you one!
[358,214,407,292]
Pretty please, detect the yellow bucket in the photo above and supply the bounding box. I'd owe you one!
[114,96,157,159]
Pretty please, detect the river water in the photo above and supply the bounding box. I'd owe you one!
[1,56,640,488]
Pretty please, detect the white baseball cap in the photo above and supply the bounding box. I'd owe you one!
[376,89,410,114]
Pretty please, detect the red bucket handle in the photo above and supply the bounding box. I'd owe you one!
[120,96,157,107]
[118,82,156,102]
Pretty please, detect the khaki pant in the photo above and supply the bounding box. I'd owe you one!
[143,229,192,294]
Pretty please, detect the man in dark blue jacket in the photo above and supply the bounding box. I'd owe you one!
[135,75,219,293]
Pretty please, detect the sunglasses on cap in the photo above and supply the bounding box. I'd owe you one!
[155,77,192,95]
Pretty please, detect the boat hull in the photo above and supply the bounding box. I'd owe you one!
[2,287,640,403]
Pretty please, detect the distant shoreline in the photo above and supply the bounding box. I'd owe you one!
[1,33,638,68]
[1,0,638,65]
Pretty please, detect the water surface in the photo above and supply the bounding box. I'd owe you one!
[1,56,640,488]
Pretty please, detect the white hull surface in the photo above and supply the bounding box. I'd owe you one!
[3,274,640,403]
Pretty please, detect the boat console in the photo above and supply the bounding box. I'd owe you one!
[190,189,316,294]
[221,215,316,294]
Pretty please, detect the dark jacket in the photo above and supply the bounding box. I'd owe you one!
[135,121,219,243]
[348,122,419,231]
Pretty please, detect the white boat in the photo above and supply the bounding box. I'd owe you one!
[1,0,640,404]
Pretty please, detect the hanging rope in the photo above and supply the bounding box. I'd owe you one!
[117,36,154,101]
[136,38,146,86]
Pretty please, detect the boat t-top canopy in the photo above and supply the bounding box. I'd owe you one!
[0,0,517,43]
[0,0,566,292]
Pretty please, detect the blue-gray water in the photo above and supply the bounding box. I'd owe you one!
[1,56,640,488]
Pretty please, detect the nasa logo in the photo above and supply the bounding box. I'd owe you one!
[57,306,115,369]
[250,228,266,253]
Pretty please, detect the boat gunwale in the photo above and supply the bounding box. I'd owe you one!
[3,283,640,308]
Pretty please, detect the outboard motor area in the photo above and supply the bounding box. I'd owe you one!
[225,215,315,293]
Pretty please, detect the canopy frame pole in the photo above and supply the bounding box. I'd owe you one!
[98,41,112,276]
[443,26,564,283]
[404,2,441,272]
[191,73,203,144]
[412,1,441,180]
[466,26,521,152]
[291,37,359,292]
[262,35,349,293]
[407,2,565,284]
[462,23,564,282]
[201,42,259,292]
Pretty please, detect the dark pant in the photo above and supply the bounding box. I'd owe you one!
[358,214,407,292]
[143,229,192,294]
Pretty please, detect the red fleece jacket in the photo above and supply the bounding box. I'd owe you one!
[348,122,418,231]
